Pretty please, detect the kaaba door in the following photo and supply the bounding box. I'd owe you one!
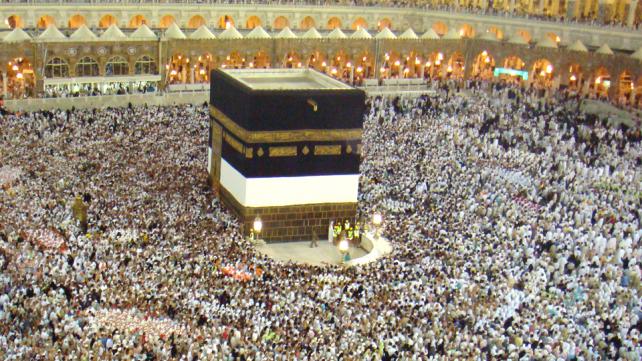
[209,120,223,194]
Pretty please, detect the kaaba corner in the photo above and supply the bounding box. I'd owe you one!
[207,68,366,242]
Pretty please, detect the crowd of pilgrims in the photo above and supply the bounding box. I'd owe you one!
[0,79,641,360]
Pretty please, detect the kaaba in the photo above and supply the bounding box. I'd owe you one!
[208,69,366,242]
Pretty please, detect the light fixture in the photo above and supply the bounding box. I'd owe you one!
[346,62,352,67]
[546,64,553,74]
[16,73,23,79]
[437,53,443,60]
[394,60,400,66]
[356,66,363,72]
[372,213,382,226]
[447,65,453,73]
[338,239,349,253]
[253,216,263,235]
[12,64,18,71]
[570,74,577,82]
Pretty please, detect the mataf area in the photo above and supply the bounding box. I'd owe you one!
[1,81,641,359]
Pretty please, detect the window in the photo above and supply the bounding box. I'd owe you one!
[75,57,99,77]
[105,56,129,76]
[134,56,157,75]
[45,57,69,78]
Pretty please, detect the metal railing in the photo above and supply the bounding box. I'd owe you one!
[1,0,640,32]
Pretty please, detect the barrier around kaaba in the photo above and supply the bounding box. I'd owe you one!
[208,69,366,242]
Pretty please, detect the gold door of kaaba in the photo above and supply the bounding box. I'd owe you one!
[210,120,223,195]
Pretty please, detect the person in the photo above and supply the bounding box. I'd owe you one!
[309,228,319,248]
[71,194,88,234]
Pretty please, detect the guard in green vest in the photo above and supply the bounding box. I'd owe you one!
[354,223,361,243]
[71,195,88,234]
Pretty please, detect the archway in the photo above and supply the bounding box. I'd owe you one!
[351,17,368,30]
[487,26,503,40]
[75,57,99,77]
[68,14,86,29]
[618,71,634,105]
[6,15,24,29]
[446,52,465,79]
[283,51,302,68]
[6,57,34,99]
[168,54,189,84]
[134,56,157,75]
[105,56,129,76]
[37,15,56,29]
[246,16,262,29]
[300,16,316,30]
[218,15,235,29]
[194,53,214,82]
[273,16,289,30]
[424,52,445,79]
[306,51,327,71]
[252,51,270,69]
[380,51,401,78]
[567,63,583,91]
[159,15,175,28]
[432,22,447,36]
[222,51,245,69]
[329,50,352,81]
[327,17,342,30]
[459,24,475,38]
[99,15,117,29]
[471,50,495,80]
[546,32,560,44]
[531,59,554,89]
[377,18,392,31]
[400,51,423,78]
[188,15,207,29]
[354,51,374,82]
[44,57,69,78]
[128,15,148,28]
[592,67,611,99]
[501,56,526,84]
[516,29,531,43]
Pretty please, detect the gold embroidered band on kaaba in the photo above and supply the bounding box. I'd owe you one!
[210,105,362,144]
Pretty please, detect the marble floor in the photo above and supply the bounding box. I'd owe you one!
[255,240,368,266]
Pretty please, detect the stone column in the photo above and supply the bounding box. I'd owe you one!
[539,0,546,14]
[510,0,517,12]
[573,0,581,19]
[551,0,560,16]
[2,74,7,97]
[627,0,639,27]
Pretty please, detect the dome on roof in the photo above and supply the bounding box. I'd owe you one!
[327,28,347,39]
[189,25,216,40]
[351,27,372,39]
[246,26,271,39]
[275,27,297,39]
[164,23,186,39]
[421,29,440,40]
[219,25,243,39]
[568,40,588,52]
[3,27,31,43]
[398,28,419,40]
[38,25,66,41]
[375,27,396,39]
[130,24,157,40]
[595,44,614,55]
[301,27,323,39]
[100,24,127,40]
[69,25,97,41]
